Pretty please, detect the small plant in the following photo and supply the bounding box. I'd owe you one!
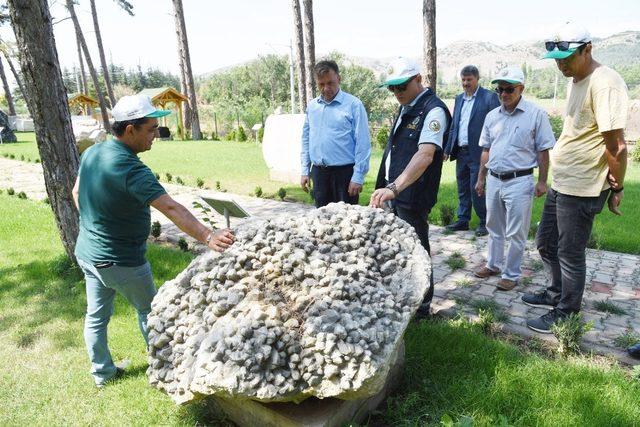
[225,129,237,141]
[165,172,173,182]
[17,191,27,199]
[154,172,160,180]
[236,126,247,142]
[35,158,40,163]
[470,298,508,322]
[445,251,466,270]
[9,153,15,159]
[375,126,390,149]
[7,187,15,196]
[20,155,24,161]
[43,197,50,205]
[177,237,189,252]
[254,186,263,198]
[613,329,640,348]
[26,157,31,163]
[531,259,544,272]
[477,308,496,335]
[520,276,533,286]
[215,181,221,191]
[439,203,455,226]
[551,312,593,356]
[455,277,472,287]
[196,177,205,188]
[277,187,287,200]
[176,176,184,185]
[150,221,161,239]
[593,300,628,316]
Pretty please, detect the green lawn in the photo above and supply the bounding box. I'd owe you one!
[1,194,639,425]
[1,133,639,254]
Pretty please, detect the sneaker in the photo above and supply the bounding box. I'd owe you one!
[496,278,517,291]
[521,290,557,310]
[526,308,568,334]
[474,265,500,278]
[445,221,469,232]
[96,367,125,389]
[628,343,640,359]
[474,225,488,237]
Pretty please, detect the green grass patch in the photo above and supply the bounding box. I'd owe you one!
[613,329,640,348]
[593,300,628,316]
[454,277,473,287]
[3,133,640,253]
[469,298,509,323]
[445,251,466,270]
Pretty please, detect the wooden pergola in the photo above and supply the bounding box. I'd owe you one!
[68,93,99,116]
[138,87,189,140]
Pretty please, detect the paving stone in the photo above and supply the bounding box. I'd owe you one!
[590,281,613,294]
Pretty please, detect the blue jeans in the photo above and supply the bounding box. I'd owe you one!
[77,258,156,385]
[536,189,608,313]
[455,147,486,225]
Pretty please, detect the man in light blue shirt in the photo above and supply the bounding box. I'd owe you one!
[474,66,555,291]
[300,60,371,207]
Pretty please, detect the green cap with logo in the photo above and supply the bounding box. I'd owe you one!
[543,22,591,59]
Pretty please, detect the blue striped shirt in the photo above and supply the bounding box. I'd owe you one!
[300,90,371,184]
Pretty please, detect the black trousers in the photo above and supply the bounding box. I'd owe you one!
[310,164,358,208]
[394,205,434,306]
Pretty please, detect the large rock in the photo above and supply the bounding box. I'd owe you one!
[0,110,17,143]
[71,115,107,153]
[147,203,431,405]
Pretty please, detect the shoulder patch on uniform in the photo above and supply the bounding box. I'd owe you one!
[428,120,441,132]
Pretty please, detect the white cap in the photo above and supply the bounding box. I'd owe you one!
[381,57,421,86]
[111,95,171,122]
[543,22,591,59]
[491,66,525,85]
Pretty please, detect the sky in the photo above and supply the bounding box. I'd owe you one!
[1,0,639,77]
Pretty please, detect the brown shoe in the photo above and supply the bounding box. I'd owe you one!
[497,278,517,291]
[474,266,500,278]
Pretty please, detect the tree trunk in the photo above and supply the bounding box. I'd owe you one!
[66,0,111,133]
[3,50,27,103]
[178,51,191,136]
[76,33,87,95]
[302,0,315,102]
[90,0,116,107]
[172,0,201,140]
[0,56,16,116]
[7,0,80,261]
[422,0,437,93]
[292,0,307,111]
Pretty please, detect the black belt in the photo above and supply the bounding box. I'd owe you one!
[311,163,354,171]
[490,168,533,181]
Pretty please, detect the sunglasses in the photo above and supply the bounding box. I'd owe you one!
[387,76,416,93]
[545,41,585,52]
[495,86,517,94]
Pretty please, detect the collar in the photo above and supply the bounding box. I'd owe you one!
[318,89,344,105]
[499,96,527,115]
[463,86,479,101]
[402,88,429,108]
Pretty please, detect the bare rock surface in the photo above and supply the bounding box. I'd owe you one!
[147,203,431,404]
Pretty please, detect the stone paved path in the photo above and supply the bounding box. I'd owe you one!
[2,157,638,365]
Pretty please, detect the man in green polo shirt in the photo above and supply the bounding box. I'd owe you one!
[73,94,235,388]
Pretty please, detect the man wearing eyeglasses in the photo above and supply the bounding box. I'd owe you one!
[444,65,500,237]
[474,66,555,292]
[523,23,629,335]
[300,60,372,208]
[370,57,451,317]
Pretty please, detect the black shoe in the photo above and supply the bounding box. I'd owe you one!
[526,308,568,334]
[96,367,125,389]
[628,343,640,359]
[475,225,488,237]
[522,290,557,310]
[445,221,469,232]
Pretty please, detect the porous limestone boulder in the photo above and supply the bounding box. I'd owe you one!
[147,203,431,404]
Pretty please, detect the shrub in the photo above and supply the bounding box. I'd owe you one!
[165,172,173,182]
[375,126,390,149]
[196,178,205,188]
[17,191,27,199]
[20,155,24,161]
[549,114,564,139]
[176,176,184,185]
[177,237,189,252]
[277,187,287,200]
[439,203,455,226]
[224,129,236,141]
[211,132,219,141]
[7,187,15,195]
[26,157,31,163]
[215,181,221,191]
[551,313,593,356]
[254,186,263,198]
[445,251,466,270]
[9,154,15,159]
[631,143,640,163]
[236,126,247,142]
[257,127,264,143]
[154,172,160,180]
[151,221,161,239]
[35,158,40,163]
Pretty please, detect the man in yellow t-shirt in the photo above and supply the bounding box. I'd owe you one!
[523,22,629,334]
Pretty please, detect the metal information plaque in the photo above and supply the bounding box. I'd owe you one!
[201,196,250,228]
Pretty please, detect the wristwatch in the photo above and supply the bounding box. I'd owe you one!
[385,182,399,197]
[205,231,213,245]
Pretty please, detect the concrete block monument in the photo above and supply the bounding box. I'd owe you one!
[261,113,305,184]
